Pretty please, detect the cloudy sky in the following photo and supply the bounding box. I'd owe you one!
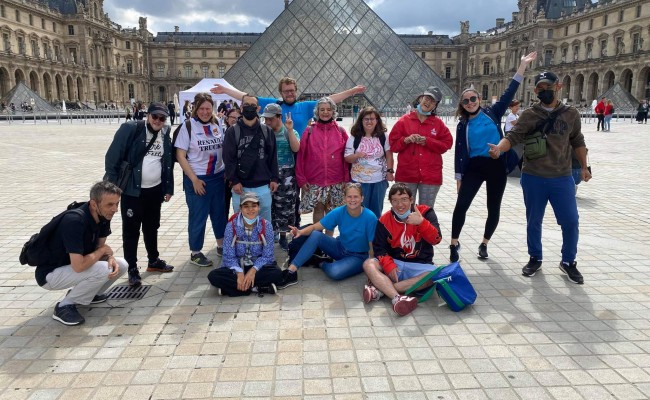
[105,0,520,37]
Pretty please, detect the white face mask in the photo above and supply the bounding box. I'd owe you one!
[394,209,411,220]
[242,215,258,225]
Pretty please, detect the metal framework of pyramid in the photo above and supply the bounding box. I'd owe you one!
[224,0,458,112]
[599,82,640,112]
[0,81,57,111]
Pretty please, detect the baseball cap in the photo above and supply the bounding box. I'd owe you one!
[261,103,282,118]
[240,192,260,205]
[147,102,169,116]
[421,86,443,102]
[534,71,559,86]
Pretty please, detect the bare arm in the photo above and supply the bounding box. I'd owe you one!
[210,84,247,101]
[69,242,113,273]
[329,85,366,104]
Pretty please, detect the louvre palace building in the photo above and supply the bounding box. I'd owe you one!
[0,0,648,111]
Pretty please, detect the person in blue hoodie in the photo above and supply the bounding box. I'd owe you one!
[449,51,537,263]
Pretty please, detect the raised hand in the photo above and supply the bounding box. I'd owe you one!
[210,84,225,94]
[405,206,424,226]
[285,112,293,132]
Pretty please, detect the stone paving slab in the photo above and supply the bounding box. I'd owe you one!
[0,116,649,399]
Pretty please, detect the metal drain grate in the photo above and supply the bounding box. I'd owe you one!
[106,285,151,300]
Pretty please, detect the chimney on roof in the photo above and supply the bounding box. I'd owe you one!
[496,18,505,27]
[174,26,179,33]
[512,12,519,23]
[285,0,289,9]
[428,31,432,36]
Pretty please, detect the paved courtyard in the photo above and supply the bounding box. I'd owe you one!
[0,114,649,400]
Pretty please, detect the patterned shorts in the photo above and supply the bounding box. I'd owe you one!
[299,183,346,214]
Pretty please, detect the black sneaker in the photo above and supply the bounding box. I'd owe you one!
[256,284,278,296]
[278,234,289,251]
[66,289,108,304]
[91,293,109,304]
[216,247,224,258]
[146,258,174,272]
[559,261,584,284]
[449,243,460,262]
[52,302,85,326]
[128,268,142,287]
[477,243,488,259]
[522,257,542,277]
[191,252,213,267]
[277,269,298,289]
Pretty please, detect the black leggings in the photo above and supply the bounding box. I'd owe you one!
[208,263,282,297]
[451,157,507,241]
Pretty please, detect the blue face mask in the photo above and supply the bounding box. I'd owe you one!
[416,104,432,116]
[242,215,258,225]
[395,209,411,220]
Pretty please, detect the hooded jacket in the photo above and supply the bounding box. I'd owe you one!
[389,112,452,185]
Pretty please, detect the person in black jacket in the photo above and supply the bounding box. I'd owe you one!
[104,102,174,287]
[222,94,279,224]
[449,51,537,263]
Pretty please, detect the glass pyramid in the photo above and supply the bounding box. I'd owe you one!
[0,81,56,112]
[224,0,458,112]
[599,82,640,113]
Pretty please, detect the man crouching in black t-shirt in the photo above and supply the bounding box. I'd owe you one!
[35,181,127,326]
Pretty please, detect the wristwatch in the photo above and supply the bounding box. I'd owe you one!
[386,168,394,173]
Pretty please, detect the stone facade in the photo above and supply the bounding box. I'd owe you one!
[1,0,648,110]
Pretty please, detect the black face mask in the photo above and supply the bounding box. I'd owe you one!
[95,204,110,224]
[146,122,162,134]
[242,105,258,121]
[537,89,555,105]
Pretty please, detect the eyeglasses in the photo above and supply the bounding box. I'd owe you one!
[281,89,296,94]
[150,114,167,122]
[363,117,377,122]
[461,96,478,105]
[242,103,257,107]
[227,115,240,120]
[390,198,412,205]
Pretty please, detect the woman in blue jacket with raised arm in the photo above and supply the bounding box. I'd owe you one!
[449,51,537,263]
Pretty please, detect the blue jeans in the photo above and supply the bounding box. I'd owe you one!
[183,172,227,252]
[232,184,272,224]
[292,231,367,281]
[520,173,579,263]
[359,180,389,219]
[604,115,612,131]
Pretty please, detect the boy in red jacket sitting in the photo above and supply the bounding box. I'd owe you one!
[362,183,442,316]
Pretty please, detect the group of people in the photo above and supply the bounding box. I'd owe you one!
[32,50,593,325]
[594,96,615,131]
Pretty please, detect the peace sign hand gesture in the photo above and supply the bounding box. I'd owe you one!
[405,206,424,226]
[285,112,294,132]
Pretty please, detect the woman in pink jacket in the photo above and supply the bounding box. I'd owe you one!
[389,86,453,208]
[296,97,349,227]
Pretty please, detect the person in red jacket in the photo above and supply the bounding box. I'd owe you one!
[389,86,453,208]
[362,183,442,316]
[594,96,606,131]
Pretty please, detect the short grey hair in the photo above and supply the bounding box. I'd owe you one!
[92,181,122,202]
[313,96,338,120]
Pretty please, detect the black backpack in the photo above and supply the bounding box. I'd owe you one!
[19,201,86,266]
[171,119,192,164]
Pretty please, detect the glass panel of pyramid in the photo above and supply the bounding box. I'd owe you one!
[224,0,458,112]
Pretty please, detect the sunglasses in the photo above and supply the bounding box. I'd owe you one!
[150,114,167,122]
[461,96,478,105]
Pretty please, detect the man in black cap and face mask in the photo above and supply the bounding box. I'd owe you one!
[487,71,592,285]
[222,94,279,225]
[104,102,175,287]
